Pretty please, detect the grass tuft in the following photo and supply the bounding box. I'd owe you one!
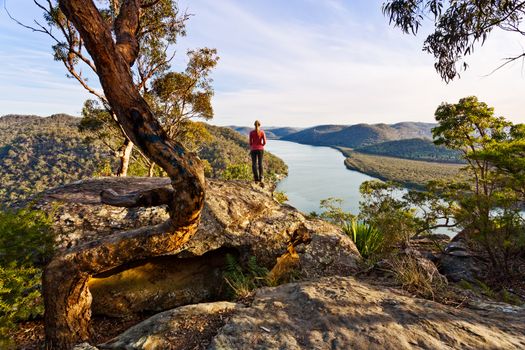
[342,220,383,259]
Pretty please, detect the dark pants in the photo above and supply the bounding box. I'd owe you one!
[250,150,264,181]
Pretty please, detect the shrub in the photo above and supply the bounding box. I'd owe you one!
[475,279,497,299]
[92,160,114,177]
[457,279,473,290]
[273,191,288,204]
[318,197,355,226]
[221,163,253,181]
[501,288,523,305]
[306,211,319,219]
[0,265,43,345]
[342,220,383,259]
[0,208,54,343]
[358,181,422,247]
[459,278,523,305]
[0,208,54,266]
[389,255,447,300]
[223,254,269,299]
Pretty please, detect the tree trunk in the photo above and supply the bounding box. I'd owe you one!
[43,261,92,349]
[44,1,206,348]
[116,138,133,176]
[148,161,155,177]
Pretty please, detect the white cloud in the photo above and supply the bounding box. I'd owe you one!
[173,0,525,126]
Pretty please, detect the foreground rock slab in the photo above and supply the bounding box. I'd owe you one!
[99,302,241,349]
[210,276,525,350]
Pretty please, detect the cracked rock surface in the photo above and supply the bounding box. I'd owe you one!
[210,276,525,350]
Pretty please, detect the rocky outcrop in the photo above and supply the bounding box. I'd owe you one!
[437,232,486,283]
[211,276,525,350]
[34,178,361,317]
[36,178,525,350]
[79,276,525,350]
[409,234,450,262]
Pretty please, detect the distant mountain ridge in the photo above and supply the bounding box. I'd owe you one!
[228,122,464,163]
[281,122,436,148]
[228,126,304,139]
[229,122,435,146]
[0,113,79,126]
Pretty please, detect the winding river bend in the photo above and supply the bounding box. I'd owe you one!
[265,140,378,215]
[266,140,462,237]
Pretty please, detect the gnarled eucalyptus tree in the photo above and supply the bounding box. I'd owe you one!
[42,0,206,348]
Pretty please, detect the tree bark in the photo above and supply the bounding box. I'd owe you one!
[116,138,134,176]
[44,1,206,348]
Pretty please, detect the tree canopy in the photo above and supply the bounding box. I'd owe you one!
[20,0,218,176]
[430,97,524,274]
[383,0,525,81]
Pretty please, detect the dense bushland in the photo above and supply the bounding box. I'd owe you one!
[340,148,463,189]
[0,114,110,208]
[0,115,287,208]
[355,138,463,163]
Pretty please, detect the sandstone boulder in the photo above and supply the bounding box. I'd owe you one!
[79,275,525,349]
[34,178,361,317]
[438,236,486,283]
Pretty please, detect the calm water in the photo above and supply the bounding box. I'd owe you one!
[265,140,377,215]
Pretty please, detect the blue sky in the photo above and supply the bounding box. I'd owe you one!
[1,0,524,127]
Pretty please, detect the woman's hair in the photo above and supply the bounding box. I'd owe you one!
[254,120,261,132]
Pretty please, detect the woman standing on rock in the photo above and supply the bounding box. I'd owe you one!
[249,120,267,182]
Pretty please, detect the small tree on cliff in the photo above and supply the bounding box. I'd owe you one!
[143,47,218,175]
[383,0,525,81]
[478,124,525,197]
[432,96,524,275]
[36,1,207,348]
[79,46,218,177]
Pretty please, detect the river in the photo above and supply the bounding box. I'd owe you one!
[265,140,377,215]
[265,140,460,236]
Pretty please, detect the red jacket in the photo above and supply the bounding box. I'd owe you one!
[249,130,266,151]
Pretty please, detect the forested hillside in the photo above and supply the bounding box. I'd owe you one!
[267,127,304,139]
[0,115,287,209]
[390,122,435,139]
[0,114,111,208]
[281,122,435,148]
[355,138,463,163]
[340,147,463,188]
